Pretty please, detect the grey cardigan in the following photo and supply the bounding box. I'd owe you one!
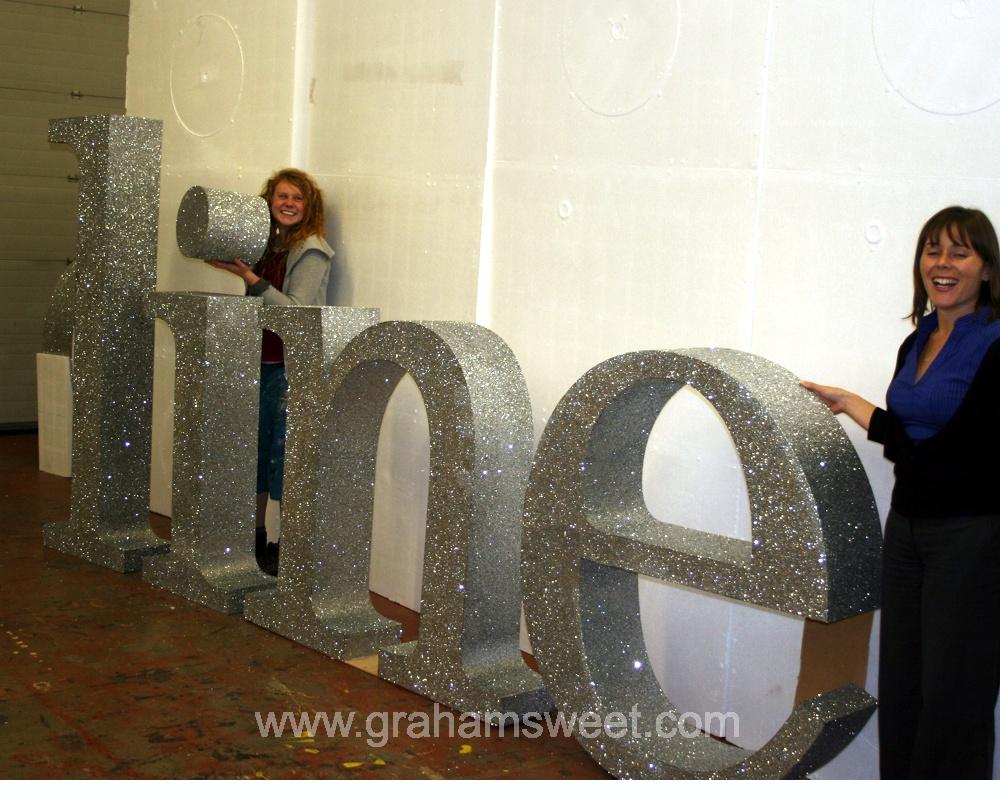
[247,234,333,306]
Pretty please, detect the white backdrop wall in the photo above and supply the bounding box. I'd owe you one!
[126,0,1000,778]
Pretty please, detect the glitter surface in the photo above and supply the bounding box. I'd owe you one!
[142,292,274,613]
[250,319,548,714]
[175,185,270,264]
[43,115,169,572]
[41,263,76,356]
[242,306,388,655]
[521,348,879,778]
[371,323,549,717]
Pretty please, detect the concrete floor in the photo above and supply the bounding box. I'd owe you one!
[0,432,608,779]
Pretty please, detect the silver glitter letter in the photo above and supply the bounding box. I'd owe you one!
[41,264,76,356]
[248,320,548,717]
[522,349,880,778]
[243,305,384,645]
[374,323,548,716]
[43,116,168,572]
[142,292,273,613]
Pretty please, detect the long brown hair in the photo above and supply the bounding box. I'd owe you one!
[909,206,1000,325]
[260,168,326,251]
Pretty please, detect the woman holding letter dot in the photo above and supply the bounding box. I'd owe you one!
[208,168,333,576]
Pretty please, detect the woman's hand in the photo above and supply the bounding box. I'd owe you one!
[206,258,259,286]
[800,381,876,431]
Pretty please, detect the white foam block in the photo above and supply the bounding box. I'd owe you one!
[36,352,72,477]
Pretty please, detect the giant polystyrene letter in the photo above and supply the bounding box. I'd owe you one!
[374,323,548,716]
[142,291,273,613]
[242,305,383,641]
[43,115,168,571]
[247,320,548,715]
[522,349,880,778]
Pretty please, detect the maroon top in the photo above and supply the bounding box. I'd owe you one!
[256,249,288,363]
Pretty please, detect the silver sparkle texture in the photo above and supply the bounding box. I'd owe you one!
[373,323,549,717]
[243,305,387,652]
[176,185,270,264]
[143,292,273,613]
[521,348,879,778]
[249,318,548,717]
[43,115,168,572]
[41,262,76,356]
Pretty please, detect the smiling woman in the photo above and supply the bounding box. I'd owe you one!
[271,180,306,228]
[207,168,334,575]
[802,206,1000,778]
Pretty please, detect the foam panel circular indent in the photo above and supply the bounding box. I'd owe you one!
[170,14,245,136]
[561,0,679,117]
[873,0,1000,115]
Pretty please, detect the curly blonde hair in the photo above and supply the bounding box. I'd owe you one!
[260,168,327,250]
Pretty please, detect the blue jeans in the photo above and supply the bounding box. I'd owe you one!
[256,363,288,501]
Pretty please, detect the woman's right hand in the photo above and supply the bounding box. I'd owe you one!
[800,381,876,431]
[205,258,259,287]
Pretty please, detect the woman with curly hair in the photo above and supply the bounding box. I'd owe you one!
[210,168,333,576]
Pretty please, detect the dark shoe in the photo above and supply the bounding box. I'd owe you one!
[259,540,280,577]
[255,527,278,575]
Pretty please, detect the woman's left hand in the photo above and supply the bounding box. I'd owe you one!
[206,258,259,286]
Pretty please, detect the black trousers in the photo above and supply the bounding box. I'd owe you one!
[878,510,1000,778]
